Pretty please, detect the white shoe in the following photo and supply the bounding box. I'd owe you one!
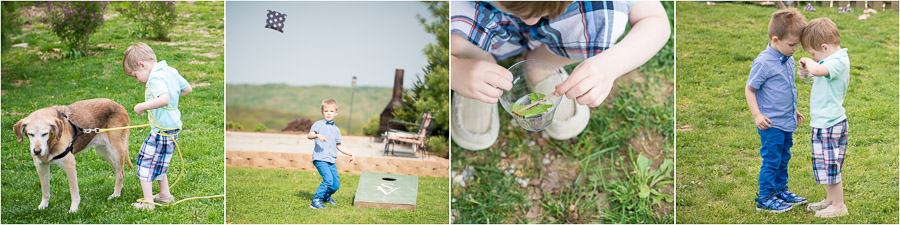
[529,68,589,140]
[806,199,829,211]
[154,194,175,204]
[814,205,848,218]
[132,202,155,210]
[451,93,500,150]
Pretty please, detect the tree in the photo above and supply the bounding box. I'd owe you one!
[392,1,449,158]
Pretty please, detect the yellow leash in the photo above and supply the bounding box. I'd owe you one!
[90,88,224,207]
[130,109,224,207]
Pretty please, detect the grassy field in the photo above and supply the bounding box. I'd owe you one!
[225,84,392,134]
[226,167,449,224]
[1,2,224,223]
[451,3,675,223]
[676,2,899,223]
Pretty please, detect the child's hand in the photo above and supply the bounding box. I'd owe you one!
[798,57,816,69]
[450,57,513,104]
[797,66,809,75]
[317,135,327,142]
[133,104,145,116]
[754,114,773,130]
[555,59,616,107]
[796,110,805,126]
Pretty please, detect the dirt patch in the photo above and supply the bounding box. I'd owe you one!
[629,129,667,170]
[608,70,646,100]
[104,12,119,21]
[677,124,694,131]
[97,43,116,49]
[194,52,220,58]
[189,60,207,64]
[537,154,580,194]
[160,41,192,46]
[606,70,672,106]
[191,82,211,88]
[10,79,31,87]
[5,112,26,116]
[20,6,47,20]
[180,47,202,51]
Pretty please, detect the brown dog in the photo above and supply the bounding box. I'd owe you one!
[14,98,133,213]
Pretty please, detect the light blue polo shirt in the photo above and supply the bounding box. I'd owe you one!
[809,48,850,128]
[746,44,798,132]
[145,60,189,132]
[310,119,342,163]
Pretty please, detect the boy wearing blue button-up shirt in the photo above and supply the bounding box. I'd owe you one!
[744,8,808,213]
[306,99,355,209]
[797,18,850,218]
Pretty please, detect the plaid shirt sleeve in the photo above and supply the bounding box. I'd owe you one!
[450,1,631,61]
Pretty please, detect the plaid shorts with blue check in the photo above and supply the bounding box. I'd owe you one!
[811,119,848,184]
[450,1,631,61]
[136,130,180,182]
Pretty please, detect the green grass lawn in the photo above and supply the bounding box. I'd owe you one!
[676,2,899,224]
[452,3,675,223]
[226,167,450,224]
[1,2,224,223]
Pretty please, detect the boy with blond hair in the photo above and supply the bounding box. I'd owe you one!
[307,99,355,209]
[744,8,808,213]
[797,18,850,218]
[123,42,192,210]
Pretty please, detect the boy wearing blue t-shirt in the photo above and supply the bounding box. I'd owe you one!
[123,43,193,210]
[797,18,850,218]
[744,8,808,213]
[307,98,355,209]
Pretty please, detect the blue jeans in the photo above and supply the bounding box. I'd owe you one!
[313,160,340,200]
[757,128,792,199]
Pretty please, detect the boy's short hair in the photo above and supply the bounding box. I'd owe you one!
[768,8,807,40]
[123,43,157,75]
[801,18,840,51]
[496,1,572,20]
[321,98,338,111]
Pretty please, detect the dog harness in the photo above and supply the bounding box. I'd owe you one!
[51,113,84,161]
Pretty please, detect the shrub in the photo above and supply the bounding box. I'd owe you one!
[361,117,381,136]
[226,121,244,130]
[426,136,448,158]
[392,2,449,156]
[1,2,24,52]
[41,1,109,55]
[116,1,178,40]
[254,123,268,132]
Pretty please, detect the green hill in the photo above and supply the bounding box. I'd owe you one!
[226,84,394,134]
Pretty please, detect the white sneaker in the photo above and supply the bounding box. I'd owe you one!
[530,68,589,140]
[814,205,849,218]
[450,93,500,150]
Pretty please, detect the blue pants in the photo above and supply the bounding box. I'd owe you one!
[757,128,792,198]
[313,160,340,200]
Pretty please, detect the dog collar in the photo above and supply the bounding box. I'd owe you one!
[51,113,84,161]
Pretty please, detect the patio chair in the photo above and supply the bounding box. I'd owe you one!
[384,111,434,158]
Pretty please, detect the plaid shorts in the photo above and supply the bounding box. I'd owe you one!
[811,120,848,184]
[450,1,631,61]
[136,130,180,182]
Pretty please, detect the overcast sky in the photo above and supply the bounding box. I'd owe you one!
[225,1,435,88]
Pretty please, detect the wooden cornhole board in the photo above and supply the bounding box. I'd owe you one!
[353,171,418,210]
